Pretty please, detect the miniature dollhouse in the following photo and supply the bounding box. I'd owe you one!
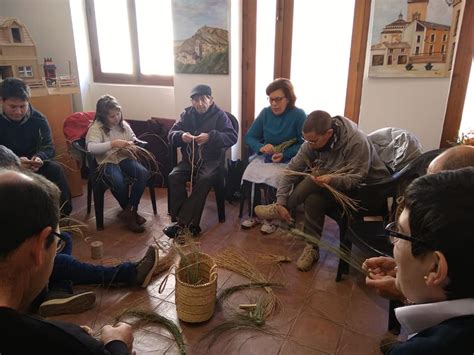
[0,17,78,95]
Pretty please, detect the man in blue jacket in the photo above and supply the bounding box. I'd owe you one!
[0,77,72,215]
[164,85,238,238]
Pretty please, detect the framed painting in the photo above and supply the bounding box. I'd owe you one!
[172,0,229,74]
[369,0,462,78]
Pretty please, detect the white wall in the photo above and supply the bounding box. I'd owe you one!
[359,77,449,150]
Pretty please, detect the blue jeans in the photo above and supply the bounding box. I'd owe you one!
[103,158,150,209]
[50,233,137,288]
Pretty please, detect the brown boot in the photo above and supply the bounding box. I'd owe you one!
[118,207,145,233]
[135,211,147,225]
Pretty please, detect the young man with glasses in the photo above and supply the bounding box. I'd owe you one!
[255,110,389,271]
[373,167,474,354]
[163,84,238,238]
[363,144,474,301]
[0,147,159,317]
[0,169,134,354]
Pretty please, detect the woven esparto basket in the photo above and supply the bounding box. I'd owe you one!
[175,252,218,323]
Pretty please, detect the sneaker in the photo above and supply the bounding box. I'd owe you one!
[296,244,320,271]
[38,290,96,317]
[135,246,159,287]
[254,204,280,220]
[260,220,277,234]
[241,217,259,229]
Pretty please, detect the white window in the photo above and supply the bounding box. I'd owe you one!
[18,66,33,77]
[86,0,174,86]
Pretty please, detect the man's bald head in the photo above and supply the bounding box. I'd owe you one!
[0,169,60,259]
[428,145,474,174]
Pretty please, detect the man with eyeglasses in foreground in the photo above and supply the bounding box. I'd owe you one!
[163,84,237,239]
[255,110,389,271]
[367,167,474,354]
[0,169,134,354]
[363,145,474,301]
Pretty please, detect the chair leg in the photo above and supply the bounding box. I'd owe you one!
[149,186,157,215]
[239,181,249,218]
[215,182,226,223]
[87,180,92,214]
[388,300,402,334]
[336,217,350,282]
[93,185,105,231]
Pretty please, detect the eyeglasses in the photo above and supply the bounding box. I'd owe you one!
[50,231,68,253]
[303,138,319,145]
[267,96,285,104]
[385,221,428,246]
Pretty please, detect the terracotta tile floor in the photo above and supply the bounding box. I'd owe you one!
[51,184,391,354]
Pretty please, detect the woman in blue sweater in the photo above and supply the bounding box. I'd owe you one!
[242,78,306,233]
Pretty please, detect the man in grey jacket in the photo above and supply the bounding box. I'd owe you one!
[256,110,389,271]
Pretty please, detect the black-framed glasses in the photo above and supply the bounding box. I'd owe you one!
[50,231,68,253]
[267,96,285,103]
[385,221,428,245]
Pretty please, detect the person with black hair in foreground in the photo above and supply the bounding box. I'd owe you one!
[380,168,474,354]
[0,169,133,354]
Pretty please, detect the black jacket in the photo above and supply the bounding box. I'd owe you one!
[387,315,474,355]
[0,105,55,160]
[168,103,237,162]
[0,307,129,355]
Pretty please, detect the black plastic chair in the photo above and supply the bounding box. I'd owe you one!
[167,112,239,223]
[335,148,444,281]
[72,138,157,230]
[334,148,444,333]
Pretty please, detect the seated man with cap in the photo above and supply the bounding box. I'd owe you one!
[163,84,238,238]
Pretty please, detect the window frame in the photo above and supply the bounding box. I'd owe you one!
[17,66,33,77]
[85,0,173,86]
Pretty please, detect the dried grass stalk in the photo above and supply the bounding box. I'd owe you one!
[116,310,186,355]
[287,228,367,274]
[282,167,360,217]
[153,247,178,276]
[251,252,291,264]
[214,248,267,284]
[96,144,161,183]
[59,216,88,240]
[214,249,282,318]
[174,232,205,285]
[273,138,297,154]
[217,282,284,304]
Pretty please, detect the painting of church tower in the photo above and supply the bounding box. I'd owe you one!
[369,0,463,78]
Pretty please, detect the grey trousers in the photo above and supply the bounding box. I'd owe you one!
[168,159,221,226]
[287,176,341,245]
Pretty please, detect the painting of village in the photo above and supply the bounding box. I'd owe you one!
[172,0,229,75]
[369,0,463,78]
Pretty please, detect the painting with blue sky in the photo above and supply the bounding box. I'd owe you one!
[369,0,456,78]
[172,0,229,74]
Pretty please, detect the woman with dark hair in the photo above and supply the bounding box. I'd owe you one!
[86,95,150,233]
[241,78,306,233]
[383,167,474,354]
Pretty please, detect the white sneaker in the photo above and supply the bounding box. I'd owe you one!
[260,220,277,234]
[241,217,260,229]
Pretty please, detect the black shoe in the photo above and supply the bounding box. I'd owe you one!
[163,223,184,238]
[189,225,201,236]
